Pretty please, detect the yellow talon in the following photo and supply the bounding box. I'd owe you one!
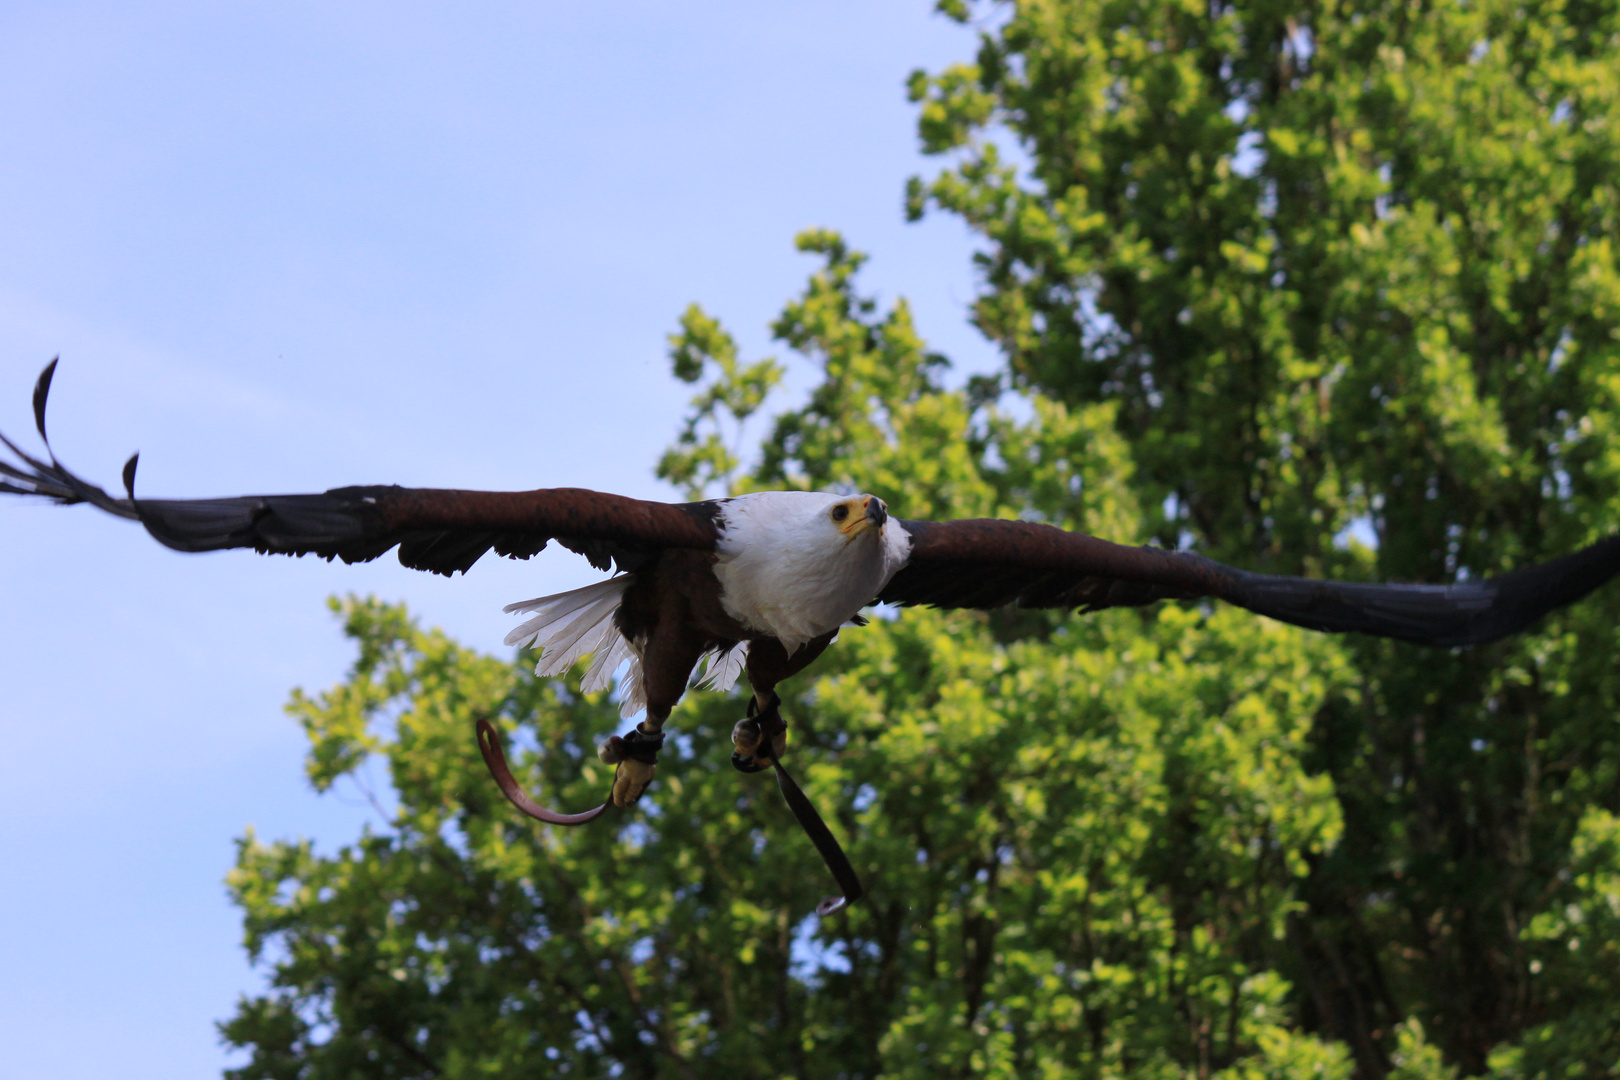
[612,758,656,806]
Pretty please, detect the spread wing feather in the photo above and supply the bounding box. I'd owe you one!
[881,518,1620,649]
[2,361,721,576]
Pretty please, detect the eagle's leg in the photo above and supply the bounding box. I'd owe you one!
[599,723,663,808]
[599,630,706,808]
[731,631,837,771]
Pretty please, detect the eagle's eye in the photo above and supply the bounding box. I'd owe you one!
[830,504,850,523]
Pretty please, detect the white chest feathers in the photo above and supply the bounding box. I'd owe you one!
[711,491,911,653]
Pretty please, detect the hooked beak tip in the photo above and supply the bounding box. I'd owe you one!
[840,497,889,539]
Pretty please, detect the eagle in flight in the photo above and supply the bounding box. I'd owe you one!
[7,361,1620,811]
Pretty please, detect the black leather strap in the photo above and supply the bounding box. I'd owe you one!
[771,756,864,915]
[617,726,665,764]
[478,708,864,915]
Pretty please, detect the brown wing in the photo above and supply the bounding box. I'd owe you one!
[1,360,720,576]
[879,518,1620,649]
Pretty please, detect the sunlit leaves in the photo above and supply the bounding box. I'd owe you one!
[657,303,785,500]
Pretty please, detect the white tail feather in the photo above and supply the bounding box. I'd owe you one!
[504,576,748,721]
[694,641,749,692]
[582,630,633,693]
[618,661,647,719]
[505,578,643,701]
[504,577,630,647]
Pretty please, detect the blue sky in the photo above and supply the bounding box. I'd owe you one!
[0,3,1000,1076]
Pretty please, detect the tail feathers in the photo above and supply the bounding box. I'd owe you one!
[694,641,749,692]
[505,576,627,647]
[504,576,649,718]
[617,660,647,720]
[504,575,749,719]
[582,629,634,693]
[505,576,632,677]
[503,574,630,628]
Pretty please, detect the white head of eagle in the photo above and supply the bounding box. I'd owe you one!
[713,490,912,654]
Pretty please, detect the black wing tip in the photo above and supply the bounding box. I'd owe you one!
[121,453,140,498]
[1,359,137,518]
[1226,533,1620,649]
[32,357,59,443]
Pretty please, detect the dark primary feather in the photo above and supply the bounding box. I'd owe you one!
[1,363,722,577]
[882,518,1620,649]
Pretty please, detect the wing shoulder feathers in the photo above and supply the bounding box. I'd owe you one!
[882,517,1620,649]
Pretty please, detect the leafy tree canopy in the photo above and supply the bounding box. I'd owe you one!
[222,1,1620,1077]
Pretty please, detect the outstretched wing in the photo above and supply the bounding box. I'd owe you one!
[880,518,1620,648]
[1,361,721,576]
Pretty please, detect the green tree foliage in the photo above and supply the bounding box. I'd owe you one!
[905,0,1620,1073]
[220,2,1620,1075]
[658,303,785,500]
[224,241,1362,1077]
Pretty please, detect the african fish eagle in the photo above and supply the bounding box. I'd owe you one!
[7,360,1620,812]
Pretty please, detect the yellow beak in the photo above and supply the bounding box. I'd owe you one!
[838,496,889,538]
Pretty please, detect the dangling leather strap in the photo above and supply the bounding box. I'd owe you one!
[477,711,863,914]
[745,693,864,915]
[770,756,864,915]
[476,719,611,826]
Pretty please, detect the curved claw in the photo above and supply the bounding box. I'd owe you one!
[475,719,611,826]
